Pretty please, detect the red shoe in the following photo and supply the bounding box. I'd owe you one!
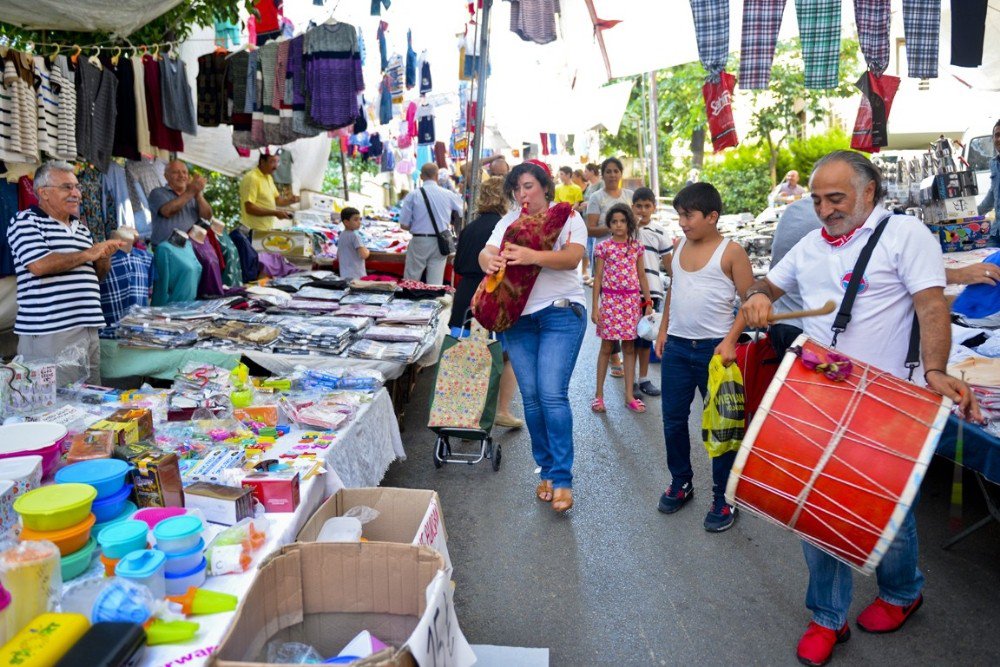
[796,622,850,666]
[856,595,923,633]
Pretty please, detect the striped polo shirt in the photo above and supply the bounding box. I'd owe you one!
[8,206,105,335]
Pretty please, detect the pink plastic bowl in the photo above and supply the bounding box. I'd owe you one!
[132,507,187,530]
[0,422,68,479]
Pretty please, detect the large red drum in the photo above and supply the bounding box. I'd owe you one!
[726,336,951,573]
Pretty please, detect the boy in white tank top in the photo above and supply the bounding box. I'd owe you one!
[653,183,755,532]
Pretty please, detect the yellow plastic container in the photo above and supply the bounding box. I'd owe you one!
[0,612,89,666]
[13,485,96,532]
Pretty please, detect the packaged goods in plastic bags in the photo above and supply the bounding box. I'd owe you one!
[701,355,745,458]
[703,71,738,152]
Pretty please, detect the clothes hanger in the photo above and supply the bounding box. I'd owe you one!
[70,44,82,65]
[87,46,102,69]
[153,43,160,60]
[111,46,122,66]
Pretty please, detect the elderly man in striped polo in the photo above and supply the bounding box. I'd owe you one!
[7,161,123,384]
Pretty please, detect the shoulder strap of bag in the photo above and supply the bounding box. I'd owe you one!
[419,187,442,235]
[830,213,920,381]
[830,213,892,347]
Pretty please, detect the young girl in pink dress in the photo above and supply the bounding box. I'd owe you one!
[592,204,653,413]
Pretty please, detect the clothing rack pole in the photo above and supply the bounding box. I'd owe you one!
[647,71,660,200]
[466,0,493,230]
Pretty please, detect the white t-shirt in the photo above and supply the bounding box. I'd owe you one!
[485,204,587,316]
[767,206,946,380]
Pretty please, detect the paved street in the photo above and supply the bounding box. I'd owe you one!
[383,318,1000,666]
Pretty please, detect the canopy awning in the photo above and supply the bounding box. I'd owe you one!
[0,0,183,36]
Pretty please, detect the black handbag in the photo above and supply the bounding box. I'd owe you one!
[420,187,456,256]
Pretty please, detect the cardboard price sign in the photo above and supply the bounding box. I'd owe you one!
[416,496,452,572]
[407,571,476,667]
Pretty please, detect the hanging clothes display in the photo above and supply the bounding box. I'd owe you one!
[16,175,37,210]
[253,0,283,45]
[0,180,19,277]
[100,247,155,325]
[377,21,389,72]
[142,55,183,152]
[76,59,118,172]
[419,54,432,94]
[152,241,202,306]
[51,56,77,160]
[196,51,229,128]
[191,236,226,298]
[434,141,447,168]
[3,52,38,162]
[386,54,405,102]
[902,0,940,79]
[226,50,254,148]
[303,22,366,130]
[378,76,393,125]
[104,56,141,160]
[78,166,117,243]
[274,150,294,185]
[416,104,435,145]
[738,0,786,90]
[274,40,297,141]
[258,41,284,144]
[405,30,417,89]
[131,55,155,157]
[214,19,241,48]
[951,0,988,68]
[31,56,59,159]
[371,0,391,15]
[506,0,560,45]
[103,163,135,229]
[691,0,738,151]
[795,0,842,89]
[286,35,321,138]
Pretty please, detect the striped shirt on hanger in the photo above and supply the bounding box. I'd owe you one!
[8,207,106,335]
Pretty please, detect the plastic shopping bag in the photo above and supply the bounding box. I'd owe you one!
[701,354,745,458]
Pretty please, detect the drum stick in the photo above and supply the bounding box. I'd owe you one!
[768,300,836,323]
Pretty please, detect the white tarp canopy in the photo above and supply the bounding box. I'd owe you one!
[0,0,183,37]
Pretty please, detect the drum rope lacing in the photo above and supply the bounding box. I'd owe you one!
[736,361,944,563]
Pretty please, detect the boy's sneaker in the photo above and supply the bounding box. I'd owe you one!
[638,380,661,396]
[658,482,694,514]
[704,501,738,532]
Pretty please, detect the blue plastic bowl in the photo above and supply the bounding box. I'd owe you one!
[91,483,133,523]
[92,500,138,536]
[55,459,133,498]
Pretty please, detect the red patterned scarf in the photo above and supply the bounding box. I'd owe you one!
[472,202,574,332]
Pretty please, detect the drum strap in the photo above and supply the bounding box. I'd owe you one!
[830,214,921,381]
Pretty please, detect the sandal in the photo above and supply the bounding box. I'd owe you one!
[609,364,625,378]
[583,276,594,287]
[627,398,646,413]
[591,397,606,413]
[552,487,573,512]
[536,480,553,502]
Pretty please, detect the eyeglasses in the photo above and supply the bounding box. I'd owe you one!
[40,184,81,193]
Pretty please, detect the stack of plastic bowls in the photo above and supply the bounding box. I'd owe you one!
[97,519,150,576]
[0,423,68,479]
[54,460,134,527]
[13,484,98,581]
[152,516,207,595]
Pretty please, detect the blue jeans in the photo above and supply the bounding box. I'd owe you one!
[803,508,924,629]
[501,304,587,489]
[660,335,735,502]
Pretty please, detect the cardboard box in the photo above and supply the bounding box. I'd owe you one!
[922,196,979,224]
[107,408,154,442]
[211,542,474,667]
[919,172,978,203]
[927,217,992,253]
[184,482,255,525]
[89,418,140,447]
[115,448,184,508]
[241,470,300,513]
[296,488,451,571]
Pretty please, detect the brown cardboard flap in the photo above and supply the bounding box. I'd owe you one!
[296,488,444,545]
[213,543,444,666]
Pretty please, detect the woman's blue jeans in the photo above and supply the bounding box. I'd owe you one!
[803,507,924,629]
[501,304,587,489]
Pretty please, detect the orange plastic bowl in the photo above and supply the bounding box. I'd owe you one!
[20,513,96,556]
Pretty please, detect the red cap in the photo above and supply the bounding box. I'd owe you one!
[526,159,551,177]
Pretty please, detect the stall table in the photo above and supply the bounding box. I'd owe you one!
[60,388,404,667]
[936,415,1000,548]
[314,251,455,283]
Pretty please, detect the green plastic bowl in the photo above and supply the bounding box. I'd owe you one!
[61,536,97,581]
[14,483,97,532]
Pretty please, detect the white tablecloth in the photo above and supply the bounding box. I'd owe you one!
[59,388,405,667]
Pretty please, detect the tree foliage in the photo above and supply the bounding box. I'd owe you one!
[739,38,861,185]
[0,0,254,51]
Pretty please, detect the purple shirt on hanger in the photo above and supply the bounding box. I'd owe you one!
[191,237,225,298]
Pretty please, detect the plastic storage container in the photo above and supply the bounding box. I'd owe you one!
[0,481,16,539]
[152,515,203,554]
[92,500,137,536]
[0,454,43,499]
[162,538,205,576]
[20,513,96,556]
[55,459,132,498]
[13,483,96,531]
[0,612,89,665]
[53,622,146,667]
[132,506,186,529]
[115,549,166,599]
[0,422,68,478]
[164,558,207,596]
[60,537,97,581]
[90,484,134,523]
[98,520,149,560]
[0,541,62,640]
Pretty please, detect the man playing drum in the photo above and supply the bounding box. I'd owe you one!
[736,151,981,666]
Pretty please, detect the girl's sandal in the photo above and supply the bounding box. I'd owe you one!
[536,480,553,502]
[552,487,573,513]
[591,397,606,413]
[627,398,646,413]
[609,363,625,378]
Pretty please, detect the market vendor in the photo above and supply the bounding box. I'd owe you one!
[239,150,300,234]
[769,170,807,206]
[7,161,124,385]
[976,119,1000,239]
[148,160,213,247]
[399,163,463,285]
